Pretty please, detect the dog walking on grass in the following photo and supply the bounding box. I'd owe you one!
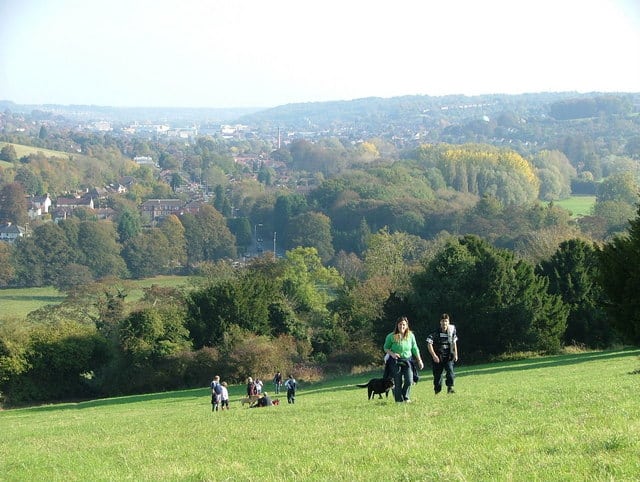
[356,378,395,400]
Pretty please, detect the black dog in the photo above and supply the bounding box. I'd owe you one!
[356,378,395,400]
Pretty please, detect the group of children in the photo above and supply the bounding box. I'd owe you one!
[210,372,297,411]
[209,375,229,411]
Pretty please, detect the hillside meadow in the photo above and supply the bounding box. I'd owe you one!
[1,349,639,481]
[0,275,193,318]
[555,195,596,218]
[0,141,73,160]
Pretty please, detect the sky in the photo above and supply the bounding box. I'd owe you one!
[1,0,639,109]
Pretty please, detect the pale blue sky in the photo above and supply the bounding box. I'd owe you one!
[1,0,639,108]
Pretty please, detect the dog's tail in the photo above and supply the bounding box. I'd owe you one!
[355,383,369,387]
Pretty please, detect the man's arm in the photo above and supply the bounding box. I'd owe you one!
[427,340,439,363]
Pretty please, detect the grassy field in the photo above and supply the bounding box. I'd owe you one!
[1,348,639,481]
[0,275,194,319]
[0,286,65,318]
[0,141,74,160]
[555,195,596,218]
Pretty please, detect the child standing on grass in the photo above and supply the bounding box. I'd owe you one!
[284,374,297,404]
[210,375,222,411]
[220,382,229,410]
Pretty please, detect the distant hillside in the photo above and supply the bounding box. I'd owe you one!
[235,91,639,130]
[0,100,263,125]
[3,91,638,127]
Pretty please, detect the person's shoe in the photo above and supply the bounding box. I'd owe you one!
[447,387,455,394]
[434,388,441,395]
[404,399,412,403]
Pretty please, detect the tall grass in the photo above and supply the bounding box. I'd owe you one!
[1,349,639,481]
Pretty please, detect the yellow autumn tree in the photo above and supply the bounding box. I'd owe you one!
[415,143,540,204]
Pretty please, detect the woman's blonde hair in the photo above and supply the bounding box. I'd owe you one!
[393,316,411,341]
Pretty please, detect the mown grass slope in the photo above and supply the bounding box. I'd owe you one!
[1,349,639,481]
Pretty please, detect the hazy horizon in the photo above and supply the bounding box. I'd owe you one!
[2,0,639,109]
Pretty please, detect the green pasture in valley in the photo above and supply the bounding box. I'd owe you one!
[1,349,639,481]
[0,286,65,318]
[0,275,194,319]
[555,195,596,218]
[0,141,74,160]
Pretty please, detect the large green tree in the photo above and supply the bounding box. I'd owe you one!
[11,237,44,286]
[122,229,170,278]
[0,144,18,162]
[0,182,28,225]
[30,222,78,286]
[77,221,128,279]
[159,214,187,269]
[181,205,236,264]
[409,235,568,358]
[0,320,109,405]
[273,193,308,244]
[537,239,613,347]
[0,242,15,286]
[287,211,334,263]
[596,172,639,205]
[598,205,640,343]
[14,167,44,196]
[116,209,143,243]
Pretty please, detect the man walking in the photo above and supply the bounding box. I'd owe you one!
[273,371,283,394]
[426,313,459,394]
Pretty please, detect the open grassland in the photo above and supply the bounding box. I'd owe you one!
[1,349,639,481]
[0,286,65,318]
[0,275,194,318]
[0,141,73,160]
[555,195,596,218]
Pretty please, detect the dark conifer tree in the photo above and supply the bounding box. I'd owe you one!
[598,205,640,343]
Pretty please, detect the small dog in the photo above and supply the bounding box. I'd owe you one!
[241,395,260,407]
[356,377,395,400]
[272,399,280,406]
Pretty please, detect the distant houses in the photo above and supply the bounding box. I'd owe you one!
[52,195,95,221]
[28,193,52,219]
[0,222,26,243]
[140,198,184,222]
[133,156,157,167]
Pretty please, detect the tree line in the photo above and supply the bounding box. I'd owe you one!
[1,94,640,406]
[2,202,640,406]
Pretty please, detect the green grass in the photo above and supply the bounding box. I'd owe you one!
[555,195,596,218]
[0,286,65,318]
[2,349,639,481]
[0,275,194,319]
[0,141,74,160]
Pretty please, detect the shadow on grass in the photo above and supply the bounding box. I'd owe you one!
[303,349,640,396]
[456,348,640,378]
[2,295,63,303]
[23,387,206,413]
[15,348,640,412]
